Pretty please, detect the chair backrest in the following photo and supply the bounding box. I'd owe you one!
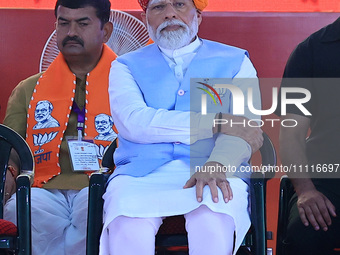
[0,124,34,217]
[0,124,34,255]
[101,139,117,170]
[259,132,277,171]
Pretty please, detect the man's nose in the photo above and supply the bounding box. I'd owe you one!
[164,3,178,20]
[67,22,78,37]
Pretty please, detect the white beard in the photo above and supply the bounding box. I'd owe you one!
[147,14,199,50]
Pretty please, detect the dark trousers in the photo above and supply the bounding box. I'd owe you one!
[284,179,340,255]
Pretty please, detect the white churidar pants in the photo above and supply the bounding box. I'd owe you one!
[107,205,235,255]
[100,160,250,255]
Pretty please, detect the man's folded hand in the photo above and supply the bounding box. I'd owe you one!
[213,113,263,153]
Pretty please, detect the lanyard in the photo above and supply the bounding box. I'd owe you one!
[72,101,85,141]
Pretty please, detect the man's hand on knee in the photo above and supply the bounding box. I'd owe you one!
[296,187,336,232]
[183,162,233,204]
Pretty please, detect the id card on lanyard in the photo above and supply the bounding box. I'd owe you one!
[67,101,100,171]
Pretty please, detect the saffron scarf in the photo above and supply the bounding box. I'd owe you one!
[27,45,117,187]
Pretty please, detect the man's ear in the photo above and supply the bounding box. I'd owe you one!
[141,12,147,27]
[102,21,114,43]
[196,10,202,26]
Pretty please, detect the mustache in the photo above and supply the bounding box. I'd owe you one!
[158,19,187,33]
[62,36,84,47]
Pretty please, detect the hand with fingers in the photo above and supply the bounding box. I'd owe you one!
[183,162,233,203]
[297,188,337,231]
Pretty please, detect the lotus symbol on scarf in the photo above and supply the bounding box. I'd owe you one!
[95,144,106,160]
[33,131,58,154]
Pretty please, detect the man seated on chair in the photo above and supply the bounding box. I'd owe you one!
[100,0,263,254]
[3,0,116,254]
[277,17,340,255]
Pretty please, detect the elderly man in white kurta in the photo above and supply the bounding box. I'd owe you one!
[100,0,263,254]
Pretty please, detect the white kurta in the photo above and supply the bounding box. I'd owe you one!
[101,37,260,255]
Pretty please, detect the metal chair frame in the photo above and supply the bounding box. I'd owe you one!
[0,124,34,255]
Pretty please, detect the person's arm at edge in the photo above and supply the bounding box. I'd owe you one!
[280,113,336,231]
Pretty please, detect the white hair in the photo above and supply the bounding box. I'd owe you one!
[147,12,199,50]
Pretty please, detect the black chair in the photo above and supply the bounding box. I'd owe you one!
[236,132,276,255]
[86,139,116,255]
[0,124,34,255]
[276,175,294,255]
[87,133,276,255]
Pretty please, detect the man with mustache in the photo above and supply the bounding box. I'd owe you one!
[100,0,263,254]
[3,0,116,254]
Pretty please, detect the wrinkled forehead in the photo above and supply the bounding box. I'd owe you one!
[148,0,194,7]
[148,0,161,5]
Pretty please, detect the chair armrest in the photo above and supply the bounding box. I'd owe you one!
[276,175,294,255]
[277,175,294,229]
[16,173,32,255]
[249,172,266,255]
[86,172,110,255]
[17,171,34,186]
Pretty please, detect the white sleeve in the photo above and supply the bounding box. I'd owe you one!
[207,55,259,168]
[108,60,215,145]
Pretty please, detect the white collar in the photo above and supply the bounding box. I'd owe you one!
[158,37,201,59]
